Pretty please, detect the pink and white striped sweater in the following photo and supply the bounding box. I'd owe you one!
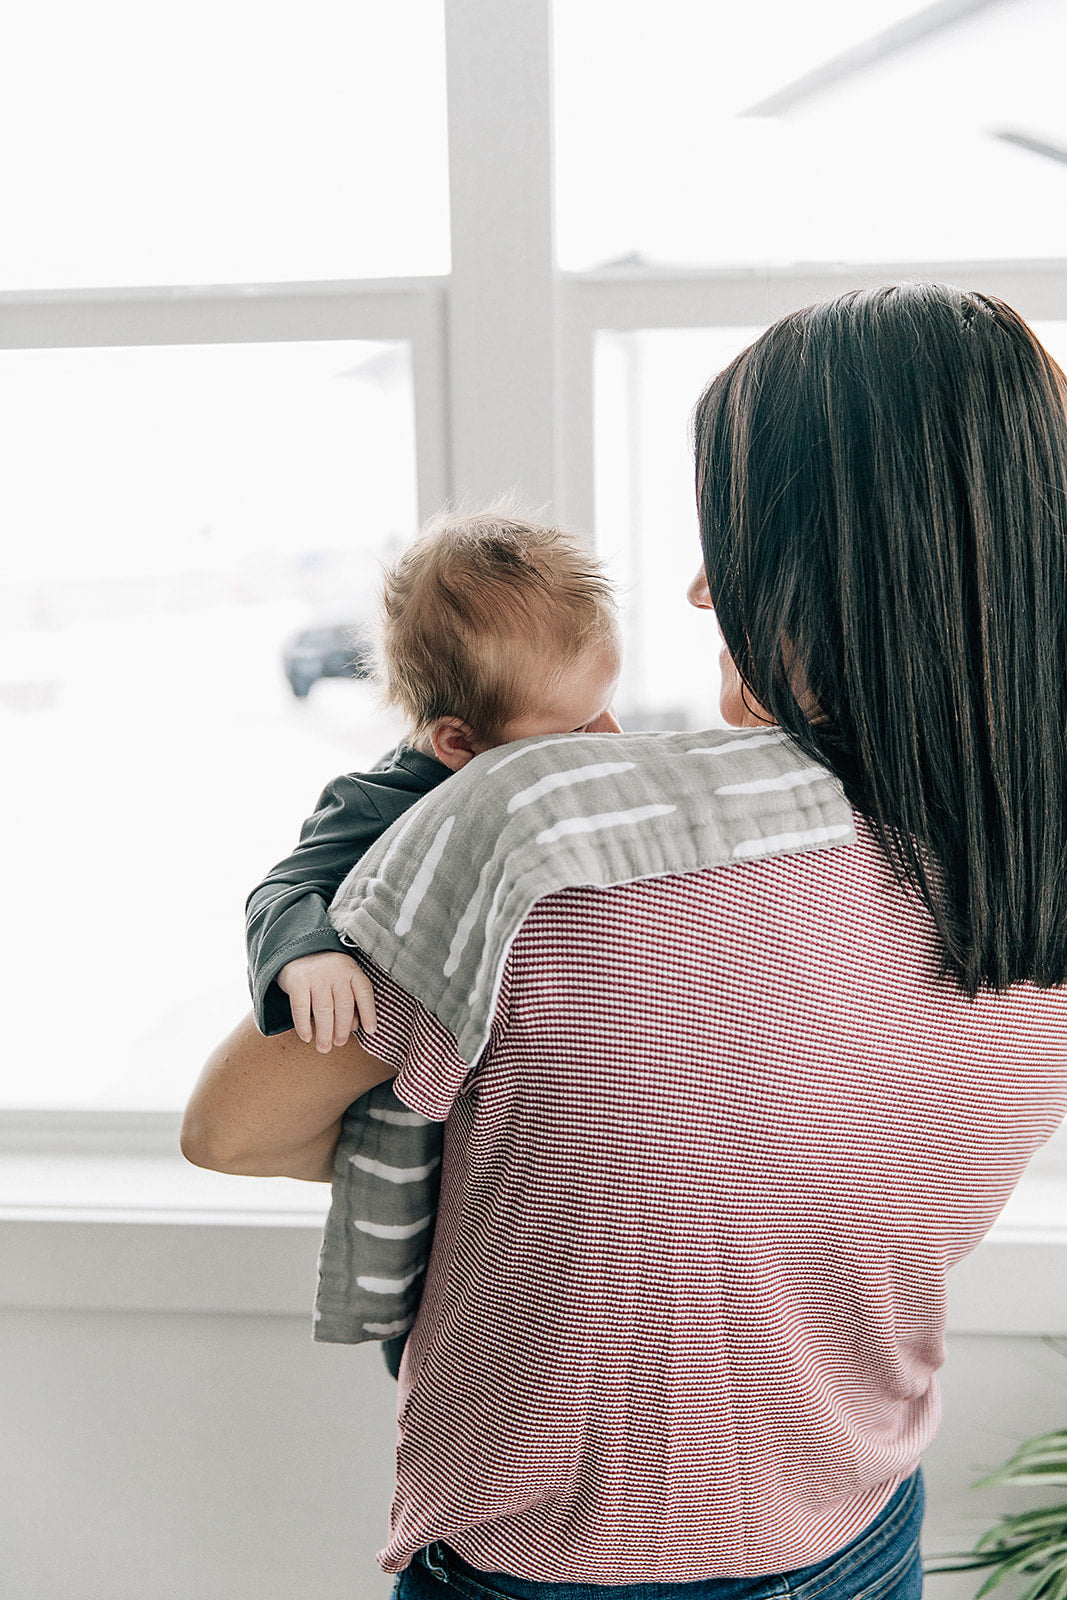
[358,811,1067,1583]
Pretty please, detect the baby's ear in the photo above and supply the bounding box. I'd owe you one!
[428,718,481,771]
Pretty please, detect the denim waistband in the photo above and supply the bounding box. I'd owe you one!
[412,1469,925,1600]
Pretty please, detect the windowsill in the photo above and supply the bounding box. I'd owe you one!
[0,1108,329,1222]
[0,1150,330,1226]
[0,1110,330,1317]
[1,1111,1066,1330]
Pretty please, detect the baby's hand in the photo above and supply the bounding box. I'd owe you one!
[277,951,377,1052]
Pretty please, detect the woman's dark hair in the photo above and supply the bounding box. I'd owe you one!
[693,281,1067,994]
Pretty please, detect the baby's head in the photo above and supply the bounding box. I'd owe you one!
[376,508,621,770]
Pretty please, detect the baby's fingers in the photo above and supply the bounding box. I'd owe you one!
[288,984,315,1046]
[351,969,377,1035]
[307,985,336,1053]
[331,983,355,1049]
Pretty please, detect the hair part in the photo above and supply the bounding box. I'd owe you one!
[693,281,1067,994]
[375,505,619,745]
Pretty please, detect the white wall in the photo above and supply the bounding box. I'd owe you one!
[0,1310,397,1600]
[2,1308,1066,1600]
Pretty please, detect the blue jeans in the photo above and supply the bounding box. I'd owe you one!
[392,1468,924,1600]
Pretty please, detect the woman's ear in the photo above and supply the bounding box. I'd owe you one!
[427,718,481,771]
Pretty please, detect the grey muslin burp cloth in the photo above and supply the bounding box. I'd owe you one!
[313,725,855,1344]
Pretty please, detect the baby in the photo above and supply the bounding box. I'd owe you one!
[246,507,621,1372]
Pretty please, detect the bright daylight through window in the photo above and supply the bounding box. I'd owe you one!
[0,342,417,1106]
[553,0,1067,268]
[0,1,449,287]
[3,0,1067,1113]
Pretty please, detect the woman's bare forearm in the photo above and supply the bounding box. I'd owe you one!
[192,1120,344,1183]
[180,1012,396,1179]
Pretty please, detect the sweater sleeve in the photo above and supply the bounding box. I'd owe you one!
[246,773,395,1035]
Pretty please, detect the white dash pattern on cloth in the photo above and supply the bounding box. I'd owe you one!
[507,761,636,813]
[535,803,676,845]
[353,1214,434,1240]
[733,823,855,858]
[362,1317,414,1337]
[367,1105,433,1127]
[715,766,833,795]
[442,856,495,980]
[394,814,455,935]
[688,731,785,757]
[348,1154,440,1184]
[487,736,574,772]
[314,1076,444,1345]
[356,1269,424,1295]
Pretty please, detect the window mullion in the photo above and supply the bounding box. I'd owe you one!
[443,0,557,512]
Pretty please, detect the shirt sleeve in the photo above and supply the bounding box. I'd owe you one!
[245,773,395,1035]
[355,957,488,1122]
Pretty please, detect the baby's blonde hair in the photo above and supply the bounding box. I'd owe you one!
[375,507,618,743]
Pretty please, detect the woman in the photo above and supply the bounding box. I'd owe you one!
[183,283,1067,1598]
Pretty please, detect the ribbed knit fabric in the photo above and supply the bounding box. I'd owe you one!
[357,813,1067,1582]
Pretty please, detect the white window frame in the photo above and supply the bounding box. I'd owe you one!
[1,0,1065,1188]
[557,258,1067,532]
[0,277,452,527]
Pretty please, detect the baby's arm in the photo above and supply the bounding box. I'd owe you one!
[246,771,399,1048]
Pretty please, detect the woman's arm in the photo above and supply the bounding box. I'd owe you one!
[180,1012,396,1181]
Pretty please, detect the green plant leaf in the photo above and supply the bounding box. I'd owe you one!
[953,1371,1067,1595]
[972,1539,1067,1597]
[977,1474,1067,1490]
[993,1509,1067,1536]
[923,1556,1005,1574]
[1043,1564,1067,1600]
[977,1510,1067,1554]
[974,1438,1067,1489]
[926,1513,1067,1572]
[1017,1559,1067,1600]
[998,1432,1067,1457]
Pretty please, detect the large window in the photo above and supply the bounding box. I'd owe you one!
[553,0,1067,270]
[0,1,449,287]
[0,340,416,1106]
[3,0,1067,1117]
[594,327,762,730]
